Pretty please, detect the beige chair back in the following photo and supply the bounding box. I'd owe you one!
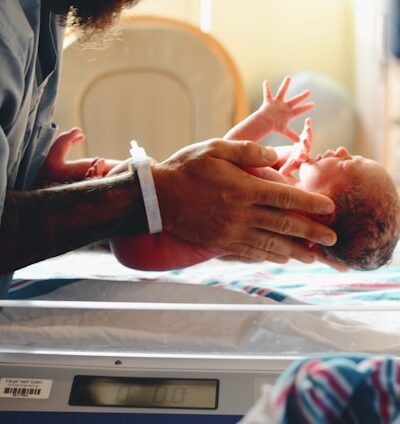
[54,15,248,161]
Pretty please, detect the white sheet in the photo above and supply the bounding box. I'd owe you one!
[5,249,400,355]
[0,279,269,351]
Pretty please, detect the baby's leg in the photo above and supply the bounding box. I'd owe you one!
[111,233,225,271]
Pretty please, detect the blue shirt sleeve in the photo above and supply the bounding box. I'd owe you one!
[0,23,27,298]
[0,1,61,296]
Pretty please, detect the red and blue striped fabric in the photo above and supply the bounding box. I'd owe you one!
[9,260,400,304]
[270,355,400,423]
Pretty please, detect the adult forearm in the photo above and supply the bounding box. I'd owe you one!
[0,172,147,273]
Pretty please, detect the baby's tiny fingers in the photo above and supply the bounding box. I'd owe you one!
[94,158,107,176]
[282,127,300,142]
[275,76,291,100]
[292,103,314,117]
[263,80,274,102]
[286,89,311,107]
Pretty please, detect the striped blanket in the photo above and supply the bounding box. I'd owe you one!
[242,354,400,424]
[10,250,400,305]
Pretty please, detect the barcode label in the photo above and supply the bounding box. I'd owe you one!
[0,378,52,399]
[4,387,41,396]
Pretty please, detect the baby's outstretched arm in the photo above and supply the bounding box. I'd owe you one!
[224,76,314,143]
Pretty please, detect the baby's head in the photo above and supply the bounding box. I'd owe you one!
[297,147,400,270]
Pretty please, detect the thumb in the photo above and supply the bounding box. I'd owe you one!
[214,140,277,168]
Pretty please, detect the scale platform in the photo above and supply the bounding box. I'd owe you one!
[0,351,295,423]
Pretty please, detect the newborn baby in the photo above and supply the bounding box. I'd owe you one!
[112,118,400,271]
[39,77,400,271]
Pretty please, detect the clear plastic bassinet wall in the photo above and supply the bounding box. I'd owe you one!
[1,294,400,358]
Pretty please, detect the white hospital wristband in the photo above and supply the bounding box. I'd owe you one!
[129,140,163,234]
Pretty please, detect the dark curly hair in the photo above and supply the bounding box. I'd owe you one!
[321,174,400,270]
[44,0,141,35]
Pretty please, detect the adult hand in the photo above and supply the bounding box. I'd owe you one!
[152,139,336,264]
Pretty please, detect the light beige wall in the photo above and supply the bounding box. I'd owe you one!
[128,0,354,109]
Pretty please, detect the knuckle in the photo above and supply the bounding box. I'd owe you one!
[218,188,250,209]
[305,225,319,242]
[277,189,294,209]
[263,236,279,253]
[207,138,225,154]
[267,254,289,264]
[242,246,286,263]
[240,139,254,151]
[232,191,250,207]
[234,186,253,204]
[240,140,257,158]
[239,245,254,257]
[295,219,315,240]
[217,189,233,205]
[191,139,219,160]
[239,245,264,260]
[276,216,292,234]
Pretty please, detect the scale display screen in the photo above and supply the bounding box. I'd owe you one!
[69,376,219,410]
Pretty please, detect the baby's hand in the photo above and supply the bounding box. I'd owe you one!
[279,118,313,176]
[38,128,112,184]
[84,158,107,178]
[298,117,313,156]
[261,76,314,142]
[45,128,86,172]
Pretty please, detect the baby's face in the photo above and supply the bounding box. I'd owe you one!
[296,147,387,197]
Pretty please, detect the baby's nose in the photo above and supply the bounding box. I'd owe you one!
[335,147,352,159]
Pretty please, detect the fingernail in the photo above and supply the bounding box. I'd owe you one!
[302,254,316,263]
[320,202,335,214]
[321,234,335,246]
[263,147,277,161]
